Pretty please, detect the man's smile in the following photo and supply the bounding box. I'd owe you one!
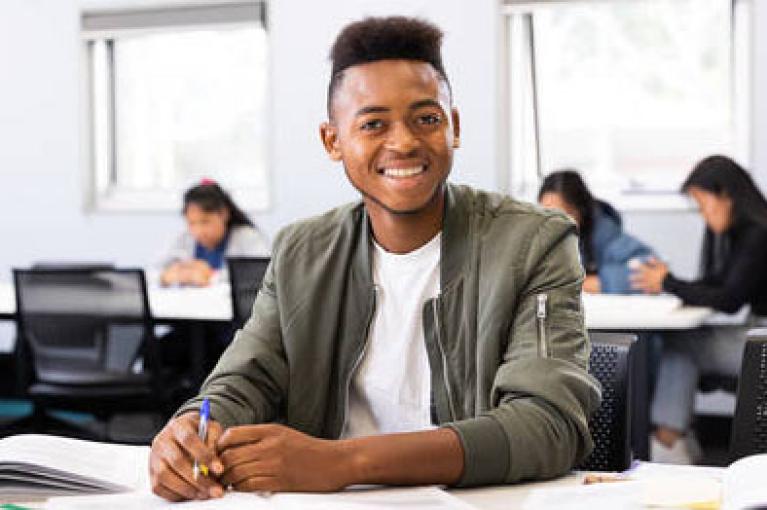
[378,165,427,178]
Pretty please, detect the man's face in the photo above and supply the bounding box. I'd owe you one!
[321,59,460,216]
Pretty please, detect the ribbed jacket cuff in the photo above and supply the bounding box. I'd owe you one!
[445,416,509,487]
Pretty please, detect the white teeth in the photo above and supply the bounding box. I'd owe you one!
[382,166,425,177]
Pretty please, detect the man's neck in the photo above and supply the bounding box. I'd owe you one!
[366,195,444,254]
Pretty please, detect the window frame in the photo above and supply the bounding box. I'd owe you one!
[498,0,752,211]
[81,1,270,213]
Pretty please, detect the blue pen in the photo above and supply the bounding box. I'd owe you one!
[193,398,211,480]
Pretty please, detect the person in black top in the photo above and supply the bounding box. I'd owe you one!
[632,155,767,463]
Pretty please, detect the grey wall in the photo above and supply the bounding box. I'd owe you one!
[0,0,765,282]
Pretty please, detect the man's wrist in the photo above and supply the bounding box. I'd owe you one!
[333,438,364,488]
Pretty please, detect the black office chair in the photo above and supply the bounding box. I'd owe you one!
[227,257,270,329]
[577,332,636,472]
[729,328,767,460]
[9,267,172,441]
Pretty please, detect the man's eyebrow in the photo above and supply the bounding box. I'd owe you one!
[355,105,390,117]
[410,99,442,110]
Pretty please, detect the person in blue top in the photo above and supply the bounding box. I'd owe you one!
[538,169,655,294]
[160,180,269,287]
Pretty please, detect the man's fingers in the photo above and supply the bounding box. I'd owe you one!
[206,421,225,475]
[152,457,200,501]
[164,442,223,497]
[220,458,274,487]
[171,416,217,467]
[218,423,281,450]
[233,475,280,493]
[152,481,186,502]
[219,442,267,472]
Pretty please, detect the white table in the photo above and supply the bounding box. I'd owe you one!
[0,281,233,323]
[582,293,713,330]
[2,281,717,329]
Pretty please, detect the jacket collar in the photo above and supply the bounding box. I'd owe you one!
[350,183,469,292]
[441,183,470,290]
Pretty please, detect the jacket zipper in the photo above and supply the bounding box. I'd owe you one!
[340,285,377,434]
[536,293,549,358]
[432,298,457,422]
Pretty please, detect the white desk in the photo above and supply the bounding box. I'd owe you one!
[583,293,713,330]
[2,281,716,329]
[0,281,233,323]
[452,474,584,509]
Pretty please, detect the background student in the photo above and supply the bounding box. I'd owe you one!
[159,180,269,287]
[538,169,656,294]
[632,155,767,464]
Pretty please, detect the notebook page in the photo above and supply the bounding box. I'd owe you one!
[0,435,149,492]
[47,486,476,510]
[275,486,477,510]
[46,491,274,509]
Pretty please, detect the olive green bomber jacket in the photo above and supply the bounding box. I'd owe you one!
[177,183,602,486]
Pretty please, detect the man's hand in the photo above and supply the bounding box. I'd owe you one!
[216,424,351,493]
[149,412,226,501]
[630,257,669,294]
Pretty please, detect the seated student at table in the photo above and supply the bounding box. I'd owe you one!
[148,16,600,501]
[538,170,655,294]
[632,155,767,464]
[159,180,269,287]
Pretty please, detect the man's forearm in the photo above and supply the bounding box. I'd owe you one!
[338,427,464,486]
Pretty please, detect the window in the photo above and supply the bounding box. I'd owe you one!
[83,2,268,211]
[502,0,751,208]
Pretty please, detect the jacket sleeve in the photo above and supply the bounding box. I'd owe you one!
[174,254,289,427]
[598,233,656,294]
[447,216,602,486]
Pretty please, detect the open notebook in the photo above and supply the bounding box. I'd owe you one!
[0,434,149,498]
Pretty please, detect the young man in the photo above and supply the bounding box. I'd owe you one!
[149,16,600,502]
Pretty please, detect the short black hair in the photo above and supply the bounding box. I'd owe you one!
[327,16,451,116]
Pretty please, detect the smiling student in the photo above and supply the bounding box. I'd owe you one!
[148,16,600,501]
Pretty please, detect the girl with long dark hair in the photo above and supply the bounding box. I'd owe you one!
[160,180,269,286]
[632,155,767,463]
[538,170,655,293]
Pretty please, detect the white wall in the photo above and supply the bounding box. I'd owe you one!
[0,0,765,282]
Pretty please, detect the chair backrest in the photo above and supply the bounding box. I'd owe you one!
[13,268,153,386]
[577,331,635,472]
[227,257,270,328]
[730,328,767,460]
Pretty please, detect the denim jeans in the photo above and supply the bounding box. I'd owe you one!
[651,324,749,432]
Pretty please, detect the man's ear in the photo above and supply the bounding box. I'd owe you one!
[451,107,461,149]
[320,122,342,161]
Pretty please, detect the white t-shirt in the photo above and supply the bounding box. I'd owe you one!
[341,233,441,438]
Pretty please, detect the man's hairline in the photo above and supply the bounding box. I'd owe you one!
[327,59,453,122]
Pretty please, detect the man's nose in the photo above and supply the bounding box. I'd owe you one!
[384,121,419,154]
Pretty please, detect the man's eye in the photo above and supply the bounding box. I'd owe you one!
[417,114,442,126]
[361,119,384,131]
